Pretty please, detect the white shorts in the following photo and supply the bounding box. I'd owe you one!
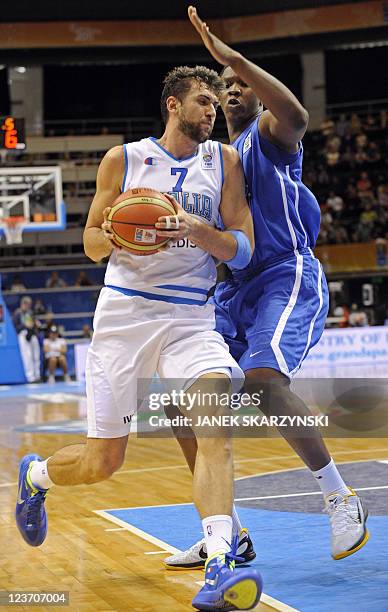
[86,287,244,438]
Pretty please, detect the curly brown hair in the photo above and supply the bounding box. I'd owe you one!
[160,65,224,125]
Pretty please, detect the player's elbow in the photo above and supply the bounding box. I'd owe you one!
[84,247,101,263]
[83,240,100,263]
[291,106,309,132]
[83,229,100,262]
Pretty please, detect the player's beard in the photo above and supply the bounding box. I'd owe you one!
[178,114,212,143]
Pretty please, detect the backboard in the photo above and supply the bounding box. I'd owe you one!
[0,166,66,241]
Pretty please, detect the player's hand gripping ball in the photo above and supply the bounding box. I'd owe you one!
[108,187,178,255]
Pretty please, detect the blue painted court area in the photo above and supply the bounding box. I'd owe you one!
[105,503,388,612]
[12,420,87,434]
[0,381,85,398]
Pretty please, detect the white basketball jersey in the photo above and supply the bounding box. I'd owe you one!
[104,137,224,305]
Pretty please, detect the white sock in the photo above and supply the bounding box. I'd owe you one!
[202,515,232,558]
[29,459,54,490]
[312,458,350,498]
[232,504,243,536]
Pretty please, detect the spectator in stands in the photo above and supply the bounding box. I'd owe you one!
[354,145,368,167]
[350,112,362,134]
[377,183,388,208]
[75,271,93,286]
[317,164,330,187]
[341,145,356,169]
[39,313,64,338]
[335,113,349,138]
[316,222,330,246]
[354,221,372,242]
[13,296,41,382]
[364,113,378,134]
[82,323,92,339]
[34,298,46,316]
[346,182,362,208]
[328,220,349,244]
[46,271,67,288]
[360,202,378,225]
[320,202,333,226]
[44,326,71,384]
[320,117,335,137]
[325,140,341,167]
[349,304,369,327]
[356,171,373,197]
[366,141,381,166]
[326,190,344,217]
[355,131,368,150]
[333,303,350,328]
[10,275,27,292]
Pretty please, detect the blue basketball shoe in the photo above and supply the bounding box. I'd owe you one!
[192,537,262,611]
[15,454,48,546]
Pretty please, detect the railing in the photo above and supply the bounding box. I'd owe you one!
[44,116,163,139]
[326,97,388,120]
[42,100,387,139]
[44,114,228,140]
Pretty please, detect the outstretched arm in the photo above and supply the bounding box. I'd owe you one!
[188,5,308,151]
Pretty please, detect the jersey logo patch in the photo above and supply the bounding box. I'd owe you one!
[201,153,215,170]
[243,133,252,154]
[144,157,157,166]
[135,228,157,243]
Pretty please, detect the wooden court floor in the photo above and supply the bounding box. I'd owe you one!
[0,396,385,611]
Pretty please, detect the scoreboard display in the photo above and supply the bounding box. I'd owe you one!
[0,117,25,150]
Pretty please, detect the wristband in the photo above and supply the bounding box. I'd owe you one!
[224,230,252,270]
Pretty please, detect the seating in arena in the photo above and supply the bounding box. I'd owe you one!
[1,265,105,377]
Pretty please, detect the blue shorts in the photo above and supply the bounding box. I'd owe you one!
[213,253,329,378]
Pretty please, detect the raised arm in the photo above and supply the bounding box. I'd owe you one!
[188,5,308,151]
[83,145,124,262]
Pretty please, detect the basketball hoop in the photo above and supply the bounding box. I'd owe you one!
[0,216,26,244]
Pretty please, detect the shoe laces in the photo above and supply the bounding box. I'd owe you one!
[224,534,245,568]
[206,535,245,575]
[324,494,359,536]
[26,491,46,527]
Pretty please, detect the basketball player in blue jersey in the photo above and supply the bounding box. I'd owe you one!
[164,7,368,570]
[15,65,263,611]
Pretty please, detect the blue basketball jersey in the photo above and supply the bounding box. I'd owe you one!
[232,117,321,272]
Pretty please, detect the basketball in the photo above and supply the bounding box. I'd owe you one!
[108,187,177,255]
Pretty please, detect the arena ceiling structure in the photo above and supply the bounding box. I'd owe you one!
[0,0,370,21]
[0,0,388,64]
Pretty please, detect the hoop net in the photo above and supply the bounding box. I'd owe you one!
[0,216,26,244]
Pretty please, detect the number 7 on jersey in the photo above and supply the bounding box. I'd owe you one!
[171,168,188,192]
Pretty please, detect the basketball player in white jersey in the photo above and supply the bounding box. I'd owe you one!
[15,66,262,610]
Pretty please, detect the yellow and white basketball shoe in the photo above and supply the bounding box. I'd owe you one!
[325,488,369,560]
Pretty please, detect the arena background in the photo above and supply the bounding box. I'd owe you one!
[0,1,388,610]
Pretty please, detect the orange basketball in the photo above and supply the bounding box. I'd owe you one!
[108,187,177,255]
